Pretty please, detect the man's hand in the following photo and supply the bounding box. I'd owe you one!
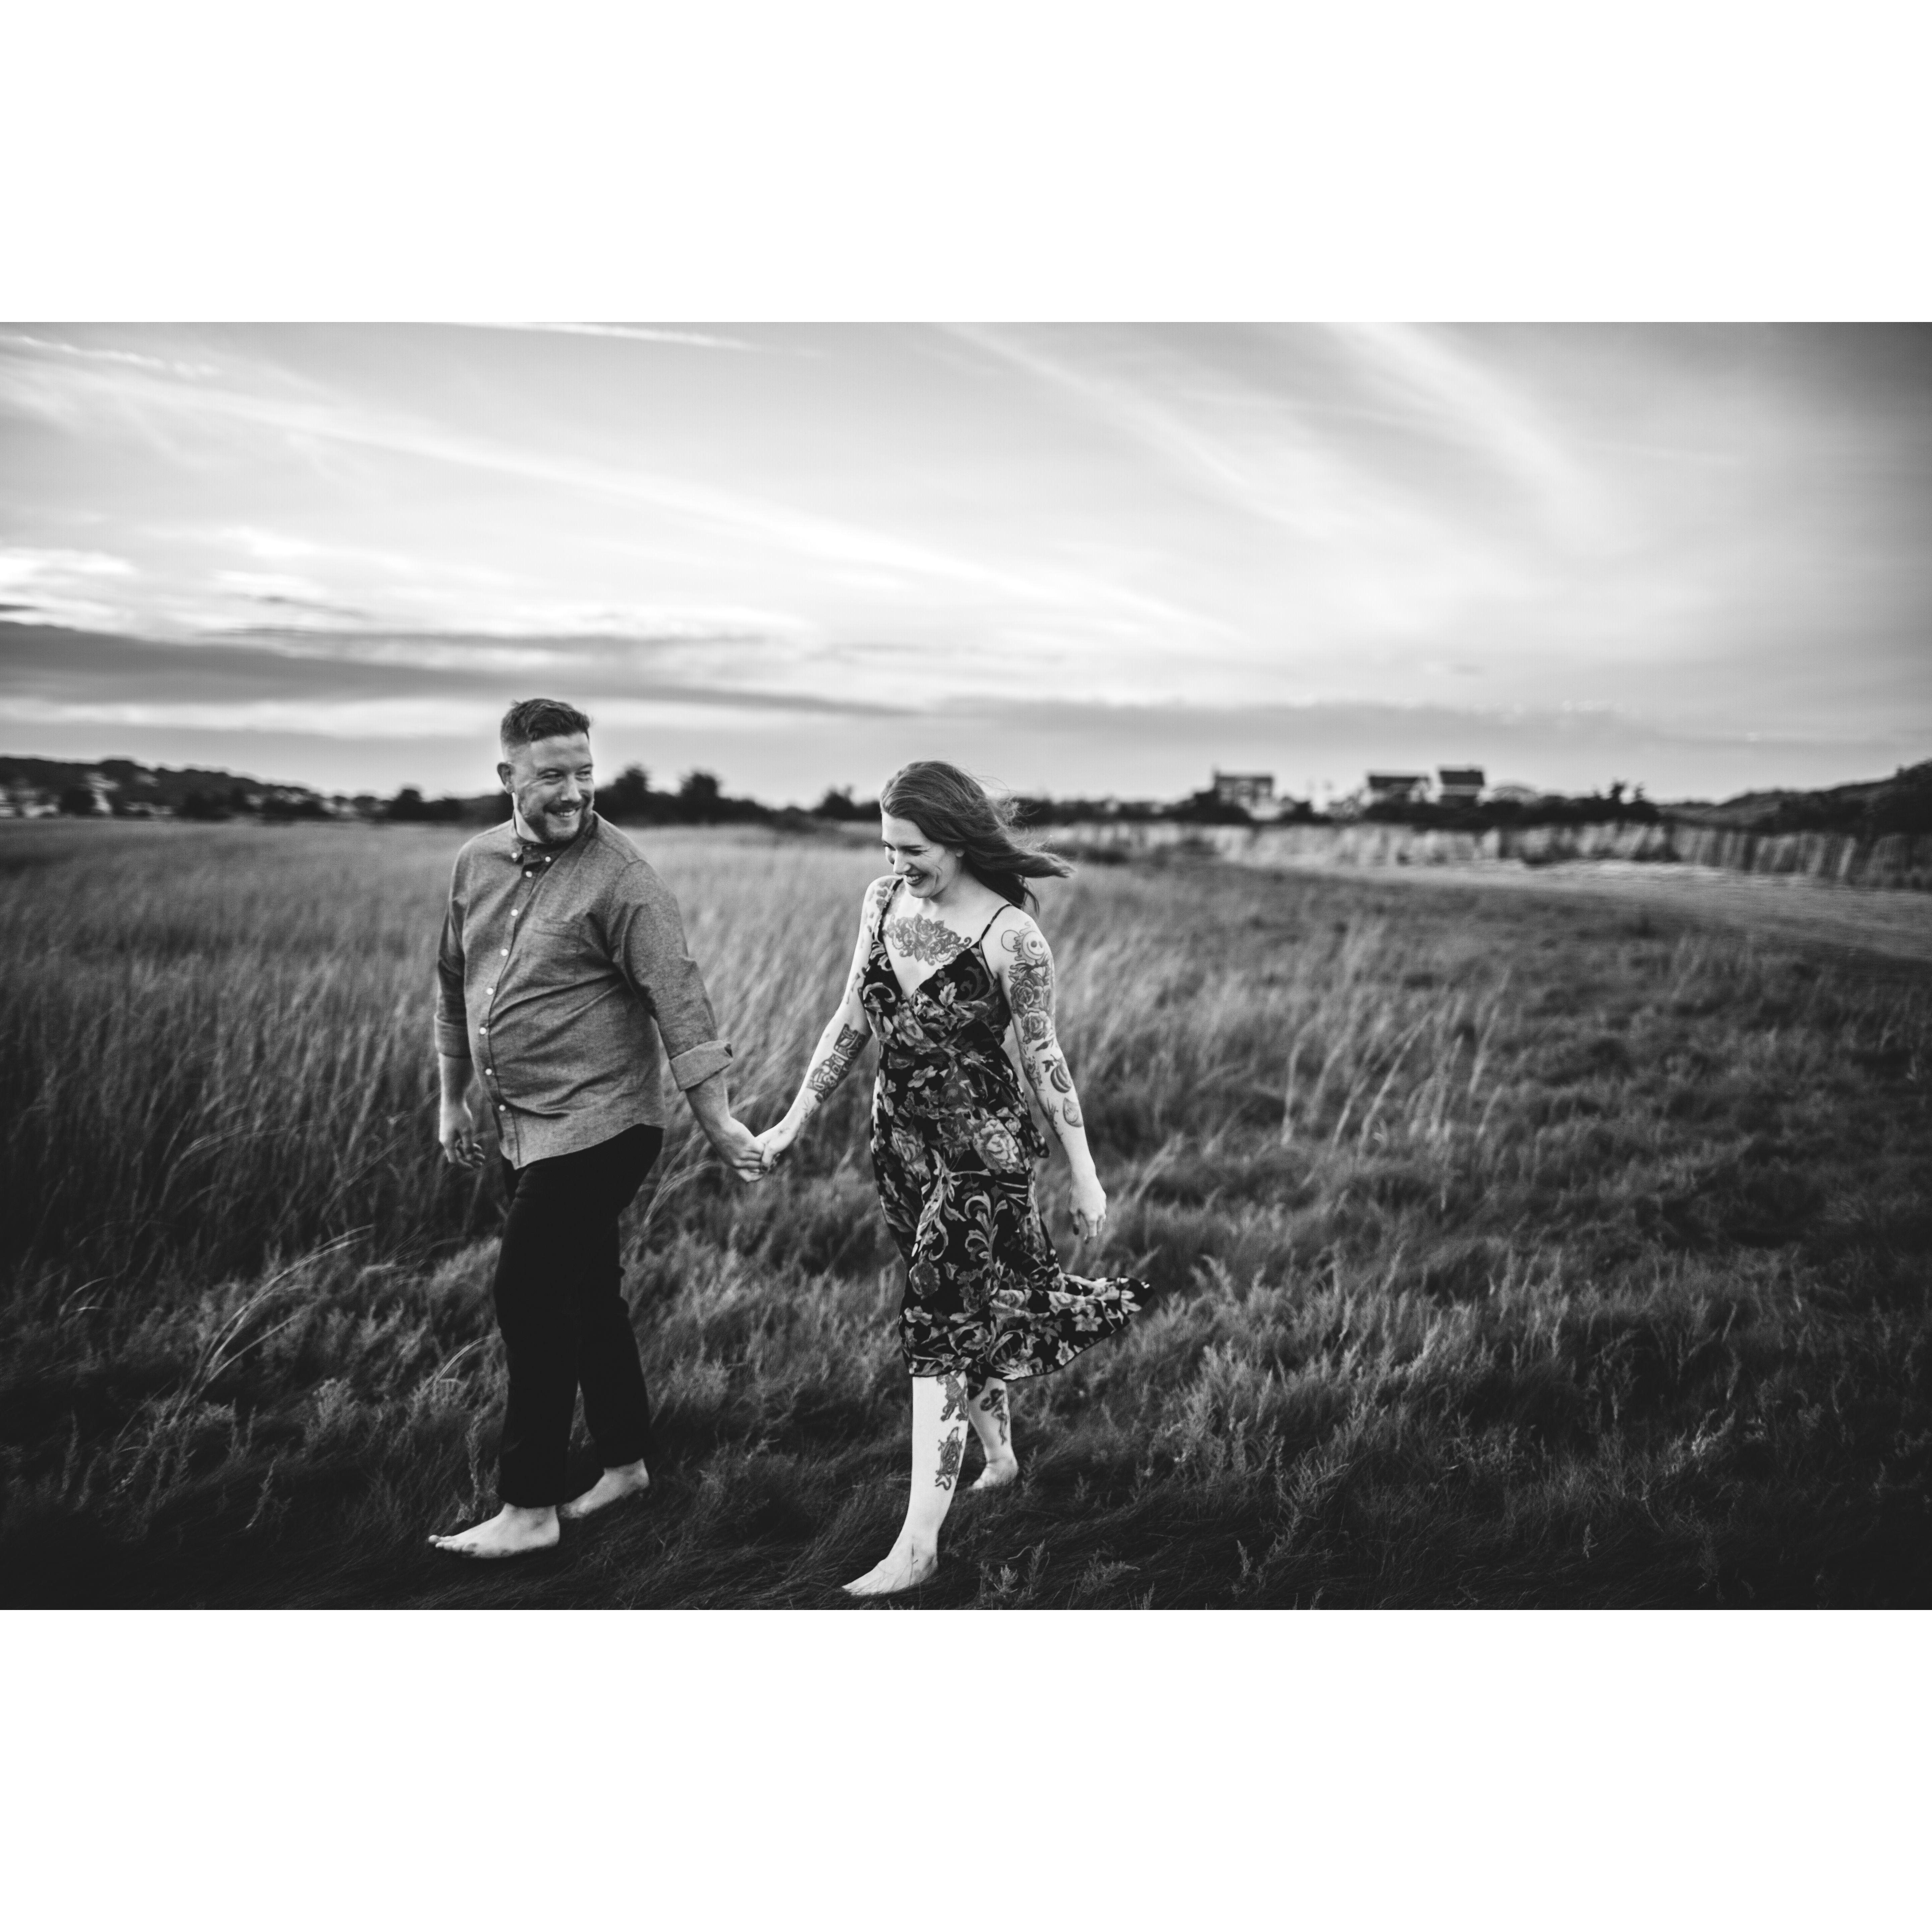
[683,1069,765,1185]
[439,1096,486,1169]
[707,1114,767,1185]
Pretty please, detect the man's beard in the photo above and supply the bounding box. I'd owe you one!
[522,795,588,844]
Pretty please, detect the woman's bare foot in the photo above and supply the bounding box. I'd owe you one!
[970,1453,1020,1493]
[843,1542,938,1597]
[429,1504,558,1559]
[560,1460,650,1520]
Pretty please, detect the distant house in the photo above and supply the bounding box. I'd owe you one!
[1212,770,1275,810]
[1437,766,1486,804]
[1485,783,1541,806]
[0,783,58,819]
[1365,772,1432,807]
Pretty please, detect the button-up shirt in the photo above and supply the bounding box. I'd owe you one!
[435,811,732,1166]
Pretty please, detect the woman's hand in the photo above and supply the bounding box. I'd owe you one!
[1070,1171,1108,1243]
[756,1114,804,1174]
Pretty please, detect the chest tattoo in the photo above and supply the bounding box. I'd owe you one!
[884,915,969,967]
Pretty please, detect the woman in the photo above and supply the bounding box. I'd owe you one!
[756,761,1142,1597]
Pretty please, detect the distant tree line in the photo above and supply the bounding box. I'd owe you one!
[367,764,1928,837]
[1672,760,1932,840]
[595,766,774,825]
[383,788,509,825]
[1359,781,1665,834]
[807,785,875,821]
[14,752,1929,839]
[385,766,798,828]
[1008,786,1325,828]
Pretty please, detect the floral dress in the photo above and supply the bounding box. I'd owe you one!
[859,878,1142,1387]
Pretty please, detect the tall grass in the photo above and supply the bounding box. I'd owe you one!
[2,819,1928,1607]
[0,822,874,1289]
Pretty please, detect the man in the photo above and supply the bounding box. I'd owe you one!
[429,698,763,1559]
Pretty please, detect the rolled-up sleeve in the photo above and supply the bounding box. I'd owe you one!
[434,862,472,1062]
[605,864,732,1090]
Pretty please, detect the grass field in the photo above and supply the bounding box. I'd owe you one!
[2,818,1928,1608]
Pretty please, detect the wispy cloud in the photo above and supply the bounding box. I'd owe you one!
[3,325,1926,796]
[1326,323,1610,542]
[0,546,136,585]
[0,332,222,380]
[0,621,910,721]
[943,323,1536,639]
[0,545,143,630]
[193,525,519,589]
[0,333,1230,650]
[449,321,764,352]
[944,324,1363,543]
[232,596,373,623]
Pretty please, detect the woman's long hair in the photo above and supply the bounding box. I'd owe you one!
[879,760,1073,913]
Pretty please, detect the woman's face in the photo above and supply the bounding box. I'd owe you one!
[880,811,961,900]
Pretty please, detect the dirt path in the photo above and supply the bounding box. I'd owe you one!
[1249,856,1932,966]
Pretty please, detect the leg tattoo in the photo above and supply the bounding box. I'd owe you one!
[980,1383,1009,1446]
[934,1435,964,1490]
[967,1377,1018,1491]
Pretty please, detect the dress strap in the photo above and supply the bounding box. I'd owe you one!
[870,875,901,947]
[971,899,1012,983]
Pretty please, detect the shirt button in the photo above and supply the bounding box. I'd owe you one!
[485,1066,493,1075]
[500,948,508,955]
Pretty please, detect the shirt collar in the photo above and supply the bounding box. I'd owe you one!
[506,807,595,864]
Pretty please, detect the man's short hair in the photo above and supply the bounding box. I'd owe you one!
[500,698,592,752]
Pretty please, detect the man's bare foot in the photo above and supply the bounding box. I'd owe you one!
[843,1543,938,1597]
[560,1460,650,1521]
[970,1453,1020,1493]
[429,1504,558,1559]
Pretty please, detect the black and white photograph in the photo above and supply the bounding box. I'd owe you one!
[3,6,1926,1925]
[6,319,1927,1612]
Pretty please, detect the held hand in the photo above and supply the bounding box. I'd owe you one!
[709,1115,767,1185]
[1070,1171,1108,1243]
[756,1115,803,1174]
[438,1097,486,1170]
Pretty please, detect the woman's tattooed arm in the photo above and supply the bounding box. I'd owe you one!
[795,881,888,1113]
[998,920,1088,1138]
[806,1023,868,1103]
[762,882,885,1167]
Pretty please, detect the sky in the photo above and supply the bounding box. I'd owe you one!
[1,322,1927,805]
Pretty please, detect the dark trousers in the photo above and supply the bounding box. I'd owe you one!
[492,1123,662,1508]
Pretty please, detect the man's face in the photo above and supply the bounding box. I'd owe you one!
[498,731,593,845]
